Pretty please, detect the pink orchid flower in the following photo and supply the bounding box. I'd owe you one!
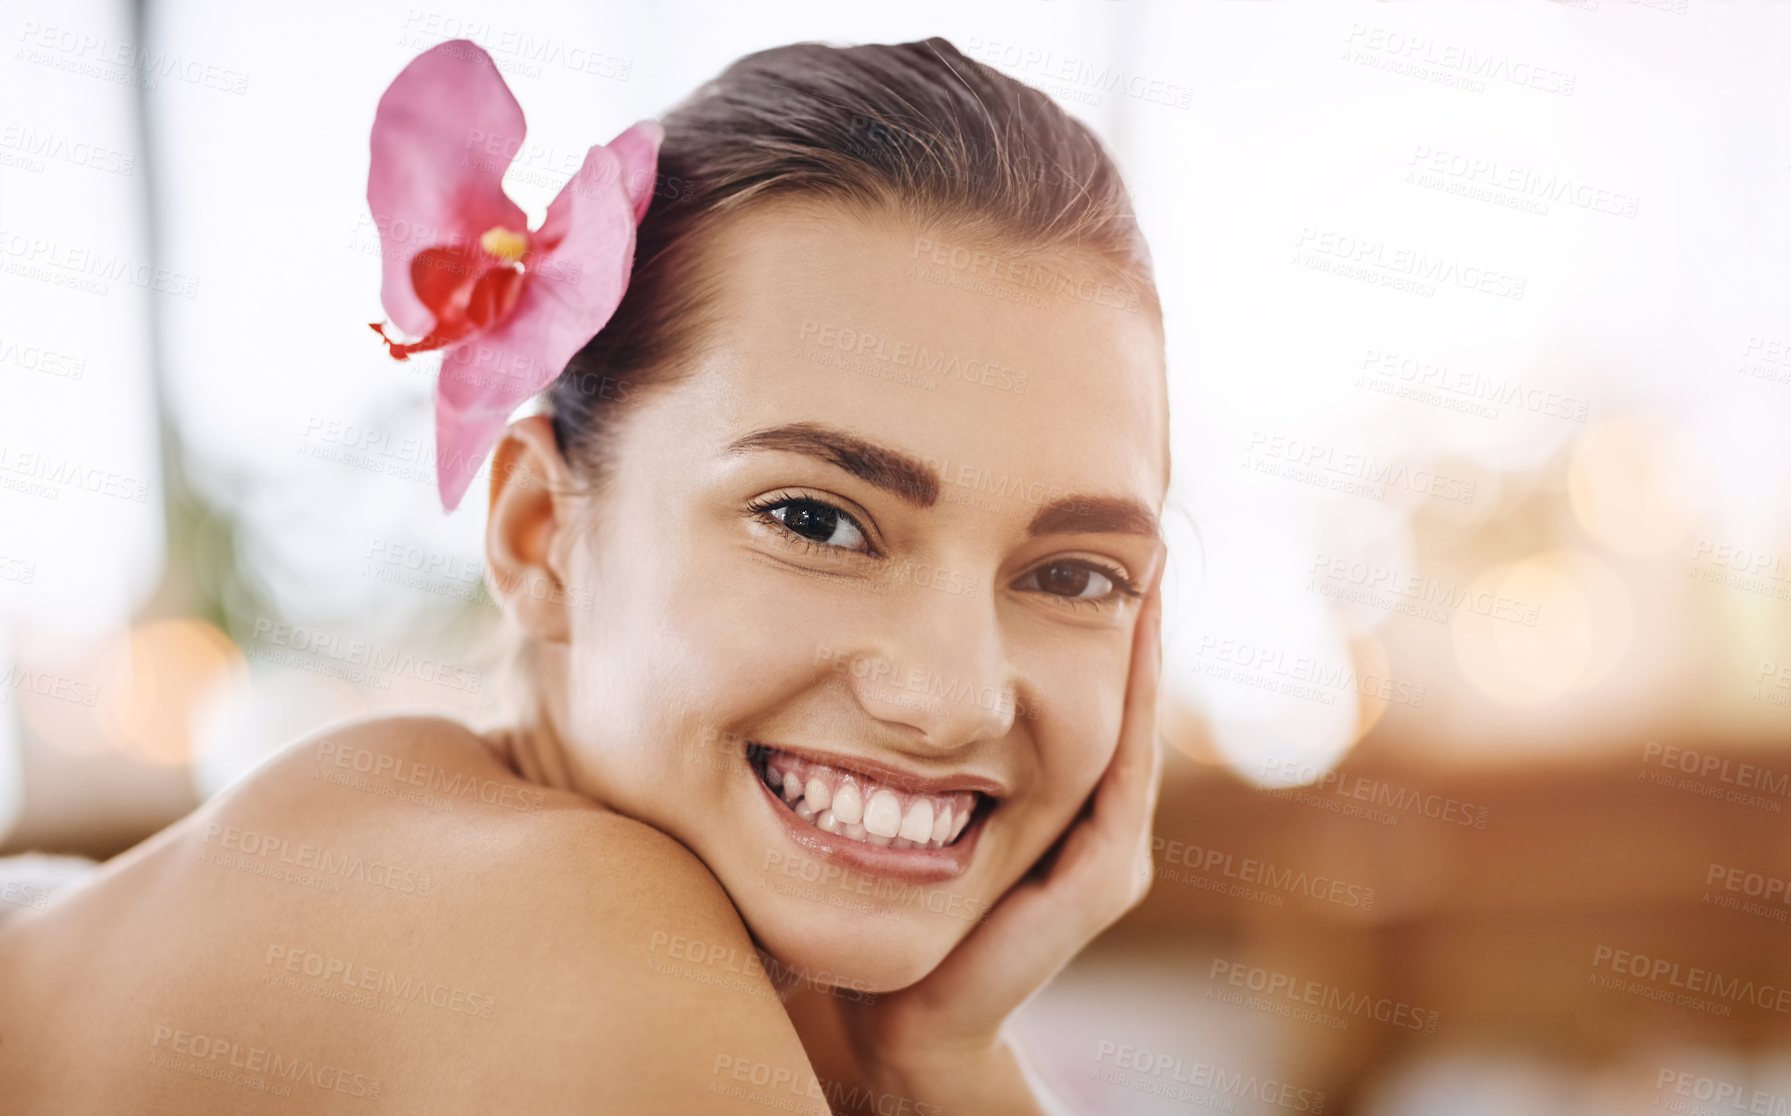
[367,38,662,511]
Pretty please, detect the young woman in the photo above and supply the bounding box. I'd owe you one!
[0,36,1170,1114]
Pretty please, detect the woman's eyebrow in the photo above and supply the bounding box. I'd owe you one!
[723,422,940,506]
[722,423,1159,539]
[1026,495,1161,540]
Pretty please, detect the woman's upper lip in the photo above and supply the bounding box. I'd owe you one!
[751,740,1008,799]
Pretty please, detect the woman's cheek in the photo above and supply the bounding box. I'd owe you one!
[1032,653,1128,796]
[675,557,894,693]
[671,563,833,684]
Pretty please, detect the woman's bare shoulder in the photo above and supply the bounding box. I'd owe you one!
[2,714,816,1114]
[218,711,771,944]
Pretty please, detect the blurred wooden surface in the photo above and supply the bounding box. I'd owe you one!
[1064,738,1791,1113]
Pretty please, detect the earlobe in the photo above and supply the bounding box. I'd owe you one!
[485,414,576,645]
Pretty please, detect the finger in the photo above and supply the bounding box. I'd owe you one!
[1095,563,1165,826]
[1064,560,1163,888]
[1023,563,1166,921]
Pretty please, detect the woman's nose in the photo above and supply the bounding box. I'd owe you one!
[834,585,1019,752]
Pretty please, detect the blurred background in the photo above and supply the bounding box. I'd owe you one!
[4,0,1790,1112]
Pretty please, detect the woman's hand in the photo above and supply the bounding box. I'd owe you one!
[831,563,1168,1114]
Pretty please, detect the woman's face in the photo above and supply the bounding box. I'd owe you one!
[545,202,1167,992]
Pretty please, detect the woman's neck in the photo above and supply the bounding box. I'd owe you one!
[478,636,581,792]
[479,703,577,792]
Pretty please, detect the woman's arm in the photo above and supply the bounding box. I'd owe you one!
[786,991,1070,1116]
[483,810,830,1114]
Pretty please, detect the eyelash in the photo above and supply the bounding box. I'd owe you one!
[1035,563,1143,611]
[745,492,1142,610]
[746,490,882,560]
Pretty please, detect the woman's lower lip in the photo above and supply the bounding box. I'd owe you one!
[751,761,986,884]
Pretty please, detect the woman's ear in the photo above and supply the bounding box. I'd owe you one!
[485,414,579,645]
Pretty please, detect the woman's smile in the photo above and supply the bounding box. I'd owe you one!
[747,741,1001,884]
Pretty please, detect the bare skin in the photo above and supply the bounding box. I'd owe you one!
[0,716,819,1113]
[0,201,1169,1113]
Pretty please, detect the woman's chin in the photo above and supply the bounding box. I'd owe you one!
[747,905,966,995]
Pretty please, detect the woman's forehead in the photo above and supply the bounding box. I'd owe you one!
[686,203,1169,503]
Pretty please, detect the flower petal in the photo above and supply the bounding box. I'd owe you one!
[607,119,667,223]
[433,374,514,513]
[433,124,662,511]
[368,39,529,337]
[409,245,486,325]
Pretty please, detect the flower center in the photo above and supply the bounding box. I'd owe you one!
[479,225,528,263]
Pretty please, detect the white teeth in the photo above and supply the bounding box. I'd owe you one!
[758,749,984,853]
[863,790,903,838]
[931,804,953,845]
[898,799,934,843]
[831,781,864,826]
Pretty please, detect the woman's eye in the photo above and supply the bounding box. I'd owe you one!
[1024,560,1117,600]
[764,498,869,552]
